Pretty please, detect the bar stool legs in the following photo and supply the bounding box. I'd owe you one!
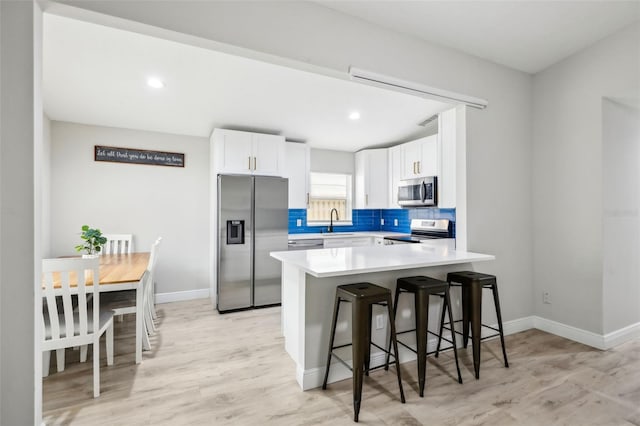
[322,292,341,390]
[385,292,406,407]
[441,271,509,380]
[322,283,405,423]
[387,276,462,398]
[492,282,509,370]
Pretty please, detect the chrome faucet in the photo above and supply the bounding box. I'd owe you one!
[328,208,339,233]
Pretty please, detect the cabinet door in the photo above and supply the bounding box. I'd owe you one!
[400,140,421,180]
[366,149,389,208]
[323,238,350,249]
[388,145,402,208]
[213,129,253,174]
[355,149,388,209]
[417,135,439,178]
[252,133,285,176]
[284,142,310,209]
[354,151,367,209]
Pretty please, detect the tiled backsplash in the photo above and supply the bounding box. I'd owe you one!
[288,209,381,234]
[289,208,456,235]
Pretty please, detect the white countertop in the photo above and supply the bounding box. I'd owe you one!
[270,244,495,278]
[288,231,409,240]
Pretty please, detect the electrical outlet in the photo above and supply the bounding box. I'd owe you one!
[375,314,384,329]
[543,291,551,304]
[296,219,302,227]
[394,218,399,226]
[381,218,385,225]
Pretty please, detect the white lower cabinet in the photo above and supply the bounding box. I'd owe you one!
[323,237,373,249]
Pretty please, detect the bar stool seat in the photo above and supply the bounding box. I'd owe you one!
[439,271,509,380]
[386,276,462,397]
[322,282,405,422]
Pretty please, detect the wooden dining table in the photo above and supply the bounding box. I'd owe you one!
[49,252,150,364]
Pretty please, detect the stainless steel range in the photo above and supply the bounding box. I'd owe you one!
[384,219,455,249]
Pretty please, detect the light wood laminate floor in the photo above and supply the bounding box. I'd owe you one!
[43,299,640,425]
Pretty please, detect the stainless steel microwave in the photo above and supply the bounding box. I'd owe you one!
[397,176,437,207]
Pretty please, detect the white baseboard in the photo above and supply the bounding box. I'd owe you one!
[532,316,640,350]
[155,288,210,304]
[603,322,640,348]
[533,316,607,349]
[503,316,535,335]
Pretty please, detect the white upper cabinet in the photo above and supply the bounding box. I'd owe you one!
[355,149,389,209]
[284,142,310,209]
[400,135,439,180]
[211,128,285,176]
[388,145,402,208]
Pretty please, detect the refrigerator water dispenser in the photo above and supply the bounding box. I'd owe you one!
[226,220,245,244]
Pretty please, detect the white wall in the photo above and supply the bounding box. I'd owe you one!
[533,23,640,334]
[0,1,40,424]
[602,99,640,334]
[51,0,535,325]
[50,121,210,296]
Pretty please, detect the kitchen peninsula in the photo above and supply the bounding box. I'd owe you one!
[270,243,494,390]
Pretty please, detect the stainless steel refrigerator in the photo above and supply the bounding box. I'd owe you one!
[217,175,288,313]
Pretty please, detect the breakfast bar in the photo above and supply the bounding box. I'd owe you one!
[270,244,495,390]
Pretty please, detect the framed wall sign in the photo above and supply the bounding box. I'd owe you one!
[94,145,185,167]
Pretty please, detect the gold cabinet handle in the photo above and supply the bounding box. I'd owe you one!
[253,157,257,171]
[306,193,310,207]
[413,161,417,175]
[417,161,420,175]
[248,156,252,170]
[366,194,369,206]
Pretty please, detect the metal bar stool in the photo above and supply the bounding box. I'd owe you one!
[385,276,462,397]
[322,282,405,422]
[437,271,509,379]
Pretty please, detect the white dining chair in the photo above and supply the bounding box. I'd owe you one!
[103,238,160,352]
[148,237,162,322]
[102,233,133,255]
[42,257,114,398]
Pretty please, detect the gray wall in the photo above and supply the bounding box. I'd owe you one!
[310,148,354,175]
[532,23,640,334]
[1,1,40,424]
[50,121,210,295]
[602,99,640,334]
[62,0,535,326]
[42,114,52,257]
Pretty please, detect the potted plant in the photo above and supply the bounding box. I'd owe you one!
[75,225,107,258]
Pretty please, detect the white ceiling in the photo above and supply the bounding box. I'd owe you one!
[319,0,640,74]
[44,2,639,150]
[43,14,451,152]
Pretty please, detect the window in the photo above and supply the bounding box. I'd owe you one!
[307,172,352,223]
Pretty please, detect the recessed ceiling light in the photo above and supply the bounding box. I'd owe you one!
[147,77,165,89]
[349,111,360,120]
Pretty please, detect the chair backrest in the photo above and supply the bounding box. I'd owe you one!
[147,237,162,273]
[41,257,100,343]
[102,234,133,255]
